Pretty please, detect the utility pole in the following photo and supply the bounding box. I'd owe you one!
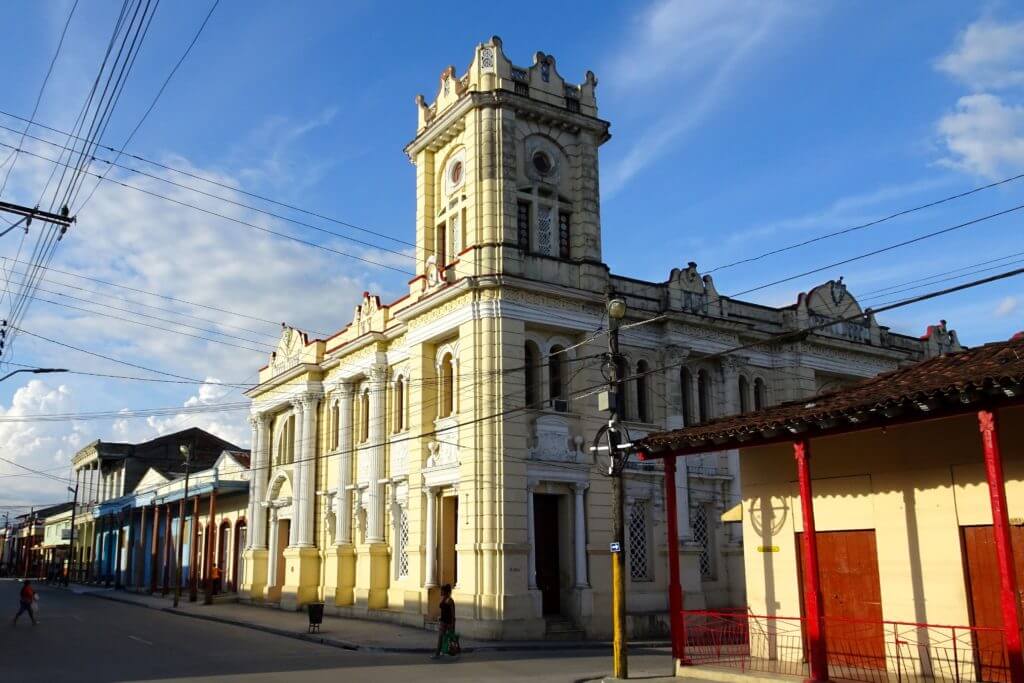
[592,292,630,679]
[173,444,192,608]
[67,483,78,585]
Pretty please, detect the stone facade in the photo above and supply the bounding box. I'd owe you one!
[240,38,960,639]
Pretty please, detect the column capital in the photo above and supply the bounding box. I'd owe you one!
[664,345,690,366]
[369,363,389,384]
[572,481,590,495]
[335,381,356,398]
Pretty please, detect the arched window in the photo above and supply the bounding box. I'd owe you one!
[738,376,750,414]
[680,367,692,424]
[636,360,649,423]
[276,415,295,465]
[549,345,564,404]
[697,369,710,424]
[393,377,405,433]
[360,390,370,443]
[439,353,455,418]
[524,342,539,408]
[330,401,340,450]
[614,356,629,419]
[754,378,767,411]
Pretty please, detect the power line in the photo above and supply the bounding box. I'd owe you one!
[706,172,1024,274]
[728,202,1024,298]
[0,108,415,249]
[0,255,326,334]
[74,0,220,213]
[0,140,414,275]
[0,0,79,197]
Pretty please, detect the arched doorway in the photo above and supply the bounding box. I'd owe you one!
[233,520,247,592]
[217,520,231,593]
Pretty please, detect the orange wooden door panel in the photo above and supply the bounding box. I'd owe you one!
[961,525,1024,683]
[797,530,887,672]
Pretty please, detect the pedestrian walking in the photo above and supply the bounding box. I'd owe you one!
[211,565,222,595]
[12,580,37,626]
[431,583,459,659]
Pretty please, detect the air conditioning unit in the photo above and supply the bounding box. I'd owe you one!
[553,399,568,413]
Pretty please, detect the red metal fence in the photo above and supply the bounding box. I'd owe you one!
[679,610,1012,682]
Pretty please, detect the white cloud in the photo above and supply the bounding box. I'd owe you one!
[0,380,85,506]
[0,112,403,506]
[602,0,808,195]
[936,93,1024,178]
[935,16,1024,179]
[936,18,1024,91]
[995,295,1018,317]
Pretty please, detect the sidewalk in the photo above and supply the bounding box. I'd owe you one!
[68,584,670,654]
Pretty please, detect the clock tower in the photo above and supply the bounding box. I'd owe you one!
[404,37,611,295]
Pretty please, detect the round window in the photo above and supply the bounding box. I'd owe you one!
[532,151,553,176]
[449,160,463,187]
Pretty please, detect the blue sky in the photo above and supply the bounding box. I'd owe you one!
[1,1,1023,505]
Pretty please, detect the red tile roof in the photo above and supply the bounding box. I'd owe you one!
[638,334,1024,457]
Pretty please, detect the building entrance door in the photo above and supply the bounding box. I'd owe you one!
[961,525,1024,683]
[440,495,458,588]
[797,529,885,671]
[274,520,289,590]
[534,494,561,615]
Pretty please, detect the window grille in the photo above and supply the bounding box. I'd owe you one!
[398,508,409,578]
[517,201,531,251]
[628,501,651,581]
[692,504,712,578]
[558,212,571,258]
[514,81,529,97]
[566,98,580,114]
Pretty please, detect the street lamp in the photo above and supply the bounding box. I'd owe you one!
[0,368,68,383]
[603,294,630,677]
[172,444,192,608]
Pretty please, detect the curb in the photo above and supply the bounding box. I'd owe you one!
[77,589,670,654]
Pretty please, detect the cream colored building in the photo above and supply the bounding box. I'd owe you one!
[637,335,1024,682]
[241,38,958,639]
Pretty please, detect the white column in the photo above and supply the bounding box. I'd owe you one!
[573,482,589,588]
[251,414,271,549]
[335,383,355,545]
[720,359,743,541]
[366,366,387,543]
[424,486,438,587]
[267,507,279,587]
[289,403,303,547]
[297,394,319,547]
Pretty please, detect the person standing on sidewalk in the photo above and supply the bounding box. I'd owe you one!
[12,580,37,626]
[431,584,456,659]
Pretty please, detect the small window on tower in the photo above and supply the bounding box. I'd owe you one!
[558,212,570,259]
[449,160,463,186]
[532,151,553,176]
[517,201,531,251]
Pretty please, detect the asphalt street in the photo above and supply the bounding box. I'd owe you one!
[0,580,674,682]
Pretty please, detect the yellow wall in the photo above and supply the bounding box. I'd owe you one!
[741,405,1024,631]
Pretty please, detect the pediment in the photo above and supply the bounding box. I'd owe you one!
[270,325,309,375]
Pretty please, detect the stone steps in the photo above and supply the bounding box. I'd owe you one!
[545,616,584,641]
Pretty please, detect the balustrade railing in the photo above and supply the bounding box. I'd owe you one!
[678,610,1010,683]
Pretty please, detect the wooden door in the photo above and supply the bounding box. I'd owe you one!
[961,525,1024,683]
[534,494,560,615]
[797,530,886,671]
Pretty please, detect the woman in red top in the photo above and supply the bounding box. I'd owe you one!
[12,580,36,626]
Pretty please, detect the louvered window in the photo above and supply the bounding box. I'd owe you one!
[628,501,651,581]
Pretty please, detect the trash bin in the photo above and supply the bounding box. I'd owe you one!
[308,602,325,633]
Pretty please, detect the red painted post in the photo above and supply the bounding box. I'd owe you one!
[664,455,686,662]
[978,410,1024,683]
[795,439,829,682]
[149,505,159,592]
[205,488,217,604]
[162,504,172,595]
